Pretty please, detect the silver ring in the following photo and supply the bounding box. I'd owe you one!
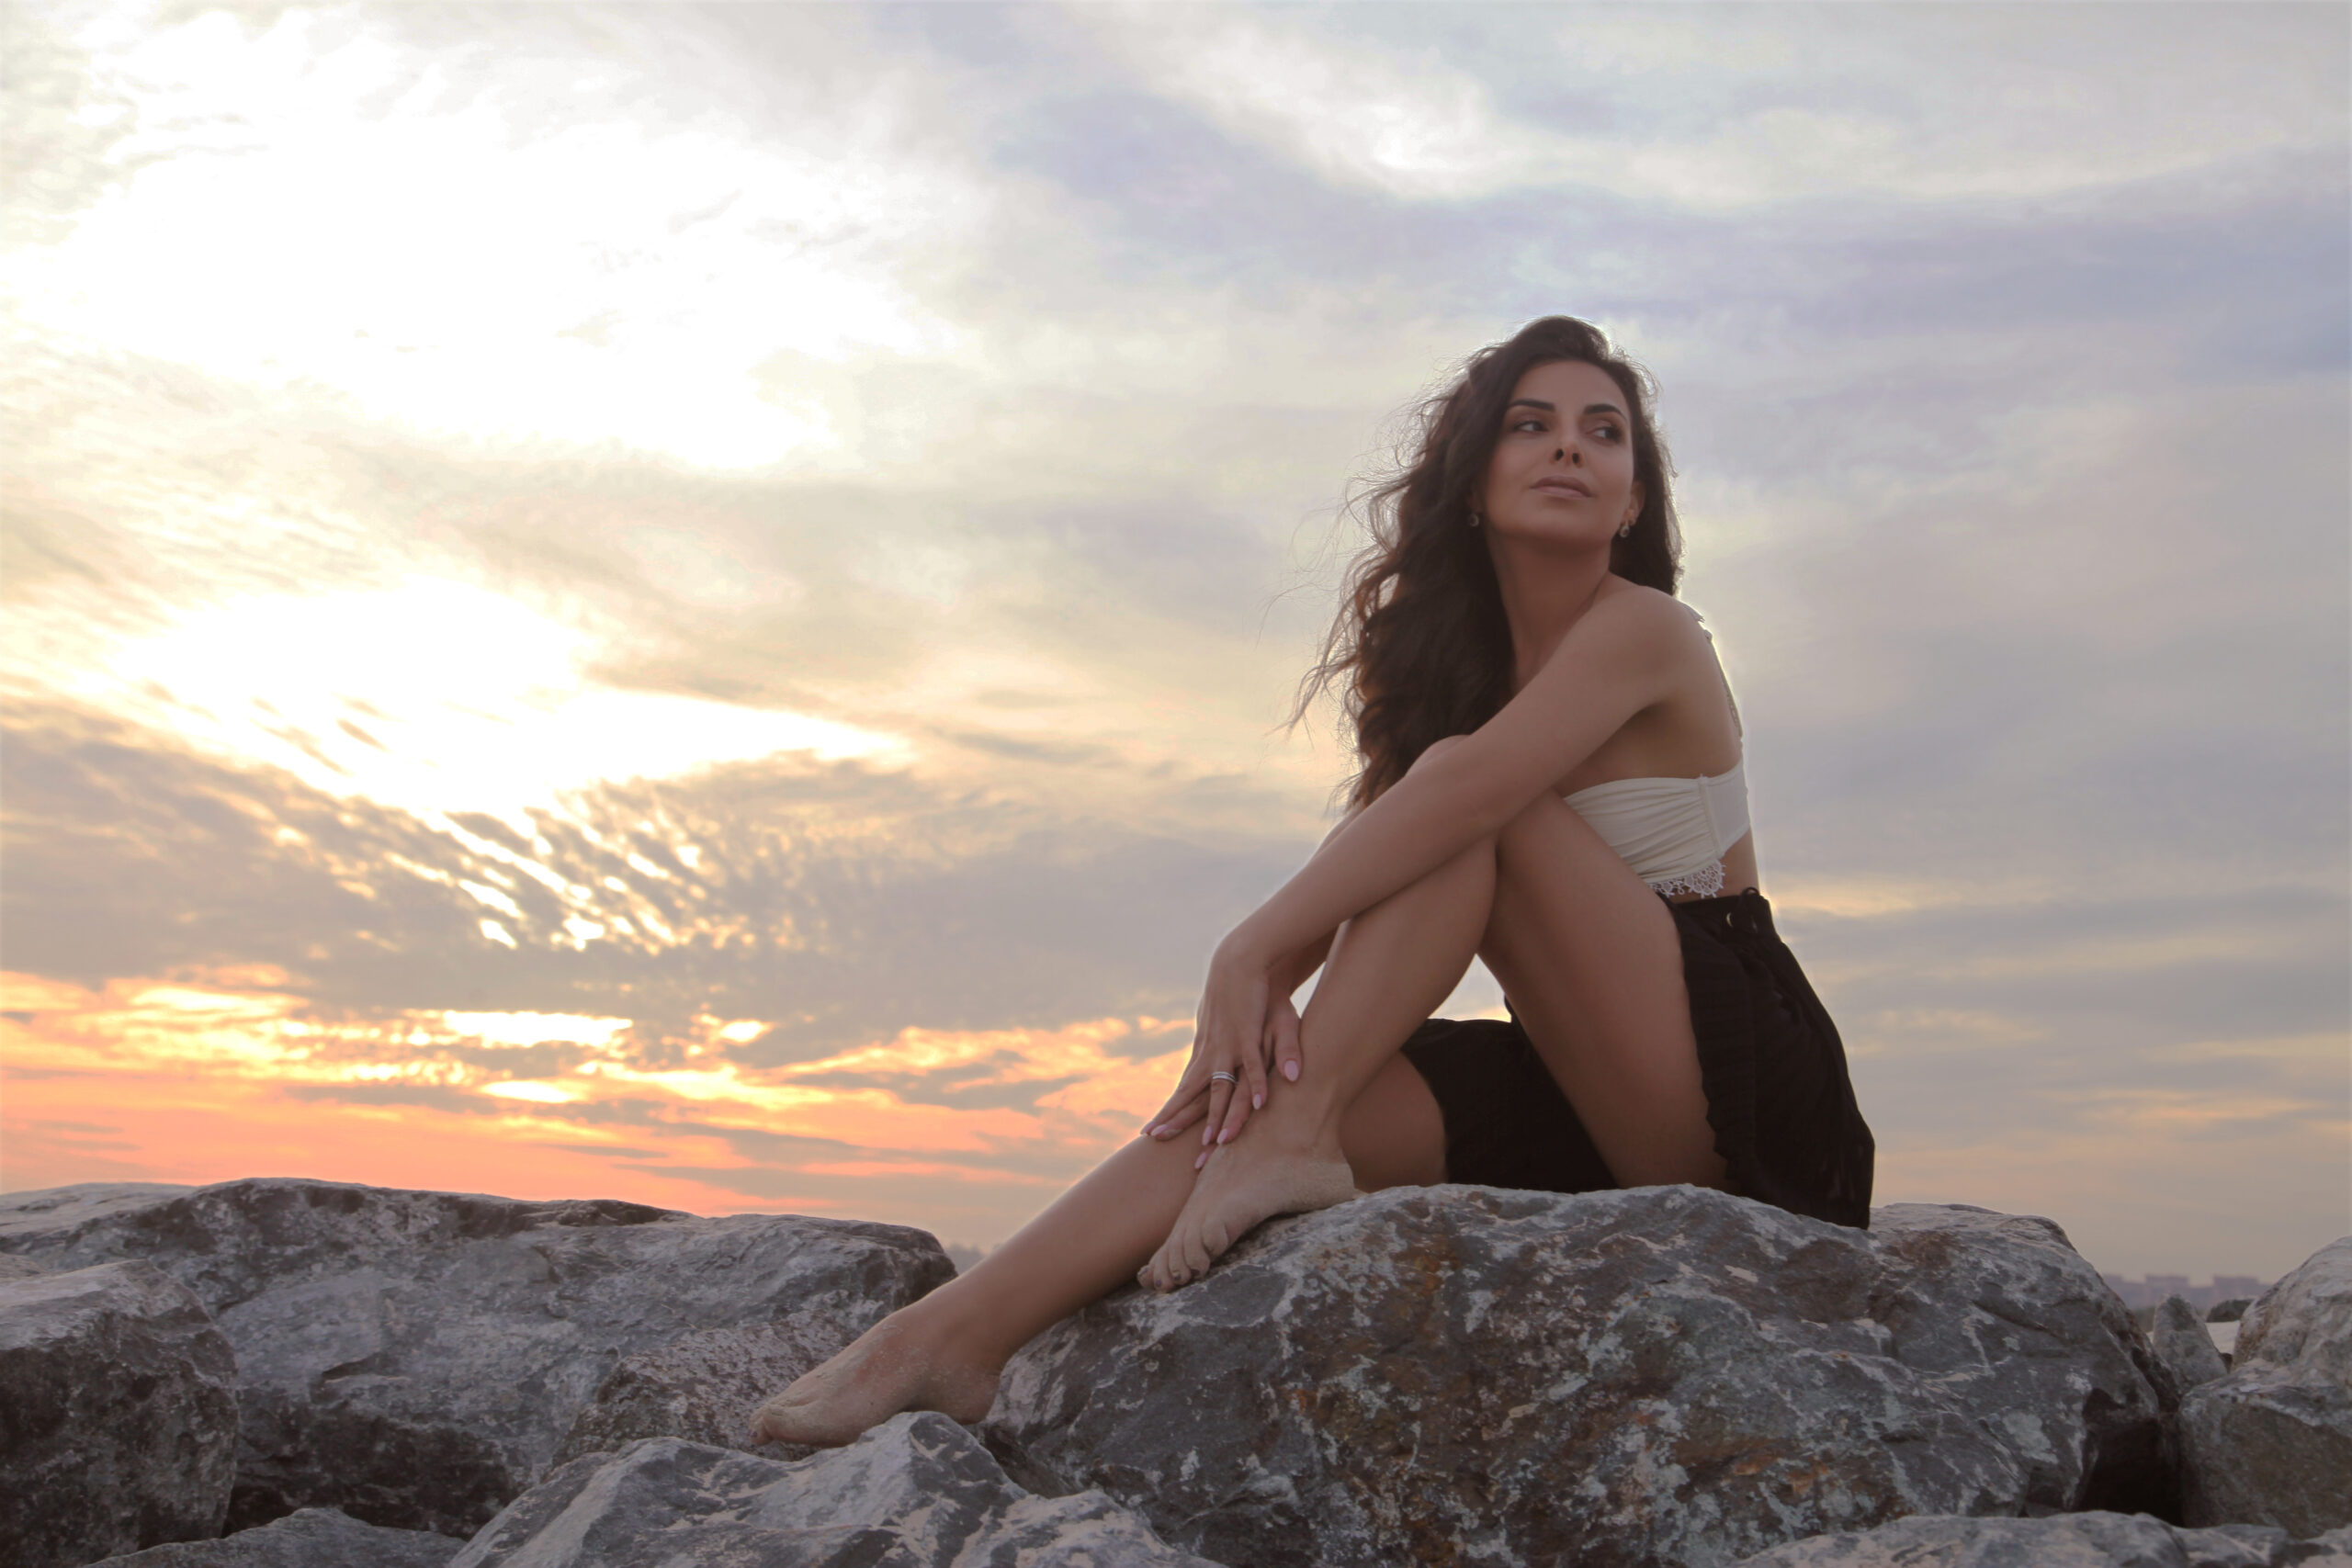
[1210,1070,1238,1086]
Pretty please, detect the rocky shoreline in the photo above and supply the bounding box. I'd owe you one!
[2,1177,2345,1567]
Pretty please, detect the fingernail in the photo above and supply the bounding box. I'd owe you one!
[1252,1092,1264,1110]
[1195,1150,1208,1169]
[1218,1128,1232,1144]
[1283,1060,1300,1081]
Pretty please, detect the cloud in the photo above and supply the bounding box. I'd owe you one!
[0,698,1313,1051]
[1,951,1195,1242]
[1042,5,2345,210]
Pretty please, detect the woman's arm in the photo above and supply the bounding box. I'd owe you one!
[1151,588,1694,1148]
[1227,589,1692,971]
[1169,591,1690,1151]
[1264,806,1359,997]
[1272,931,1335,998]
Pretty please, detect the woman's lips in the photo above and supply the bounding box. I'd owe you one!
[1534,479,1593,498]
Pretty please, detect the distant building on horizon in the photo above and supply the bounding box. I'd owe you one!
[2101,1273,2268,1311]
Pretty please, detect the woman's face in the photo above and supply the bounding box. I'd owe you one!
[1477,358,1644,547]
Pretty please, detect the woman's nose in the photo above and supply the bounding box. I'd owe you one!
[1554,446,1580,465]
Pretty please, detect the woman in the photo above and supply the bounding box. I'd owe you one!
[752,315,1873,1447]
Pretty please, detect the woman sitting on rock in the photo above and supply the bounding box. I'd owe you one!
[753,314,1875,1447]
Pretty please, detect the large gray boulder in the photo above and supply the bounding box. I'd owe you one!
[451,1414,1223,1567]
[0,1179,955,1539]
[551,1318,844,1466]
[1734,1511,2352,1566]
[2183,1235,2352,1537]
[2154,1293,2233,1391]
[985,1185,2170,1568]
[0,1260,239,1568]
[85,1507,461,1568]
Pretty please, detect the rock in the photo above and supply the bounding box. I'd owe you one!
[450,1414,1223,1567]
[2183,1235,2352,1537]
[1733,1511,2352,1566]
[0,1178,954,1539]
[0,1253,51,1281]
[2212,1299,2256,1324]
[551,1317,850,1466]
[2155,1293,2233,1391]
[85,1506,462,1567]
[985,1185,2170,1568]
[0,1260,239,1568]
[2237,1239,2352,1382]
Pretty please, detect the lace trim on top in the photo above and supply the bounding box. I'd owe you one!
[1645,862,1727,899]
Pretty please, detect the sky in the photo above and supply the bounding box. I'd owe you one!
[1,0,2345,1280]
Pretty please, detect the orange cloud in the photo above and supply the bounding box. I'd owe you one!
[0,967,1195,1245]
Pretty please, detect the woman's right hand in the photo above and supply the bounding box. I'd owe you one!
[1138,949,1307,1161]
[1139,936,1272,1152]
[1142,987,1306,1162]
[1138,1001,1307,1161]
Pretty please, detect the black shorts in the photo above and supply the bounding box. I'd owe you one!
[1397,888,1874,1229]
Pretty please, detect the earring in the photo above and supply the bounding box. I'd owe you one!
[1468,510,1483,529]
[1616,520,1633,539]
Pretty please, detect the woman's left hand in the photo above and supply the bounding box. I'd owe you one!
[1141,935,1276,1161]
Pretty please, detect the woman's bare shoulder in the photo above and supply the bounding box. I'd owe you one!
[1577,581,1712,656]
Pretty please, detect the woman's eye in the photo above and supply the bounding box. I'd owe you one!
[1594,423,1623,441]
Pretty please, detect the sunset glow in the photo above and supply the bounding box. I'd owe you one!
[3,965,1191,1236]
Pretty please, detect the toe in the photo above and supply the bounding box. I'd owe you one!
[1180,1224,1213,1280]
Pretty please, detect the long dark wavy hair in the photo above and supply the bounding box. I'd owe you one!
[1294,316,1681,808]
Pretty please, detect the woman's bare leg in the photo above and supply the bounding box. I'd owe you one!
[1479,792,1724,1189]
[1140,829,1496,1288]
[749,866,1467,1445]
[1340,1054,1448,1190]
[1144,776,1729,1288]
[749,1126,1205,1445]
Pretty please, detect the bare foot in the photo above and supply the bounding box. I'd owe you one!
[748,1311,1000,1448]
[1137,1124,1360,1292]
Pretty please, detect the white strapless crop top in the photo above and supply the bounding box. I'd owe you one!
[1563,758,1750,898]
